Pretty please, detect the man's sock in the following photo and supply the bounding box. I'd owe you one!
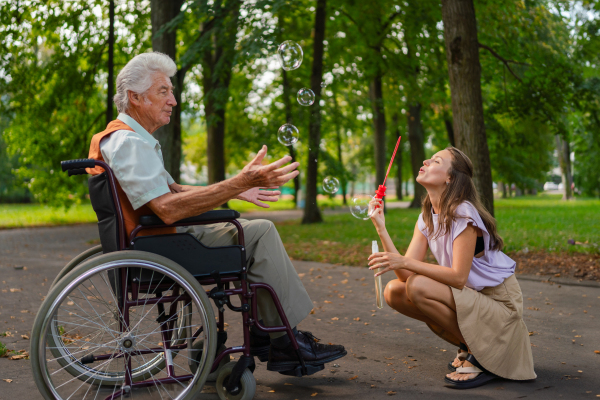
[270,327,298,349]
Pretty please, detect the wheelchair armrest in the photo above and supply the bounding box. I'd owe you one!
[139,210,241,226]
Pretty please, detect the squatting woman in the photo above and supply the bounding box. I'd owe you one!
[368,146,536,389]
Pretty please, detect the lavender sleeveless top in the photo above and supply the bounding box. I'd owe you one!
[417,201,516,291]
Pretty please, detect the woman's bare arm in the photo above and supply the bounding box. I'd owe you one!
[369,223,478,289]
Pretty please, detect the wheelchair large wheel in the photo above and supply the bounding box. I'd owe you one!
[49,244,104,290]
[31,250,217,400]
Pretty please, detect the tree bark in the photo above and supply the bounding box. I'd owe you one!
[201,4,241,190]
[555,134,573,200]
[302,0,326,224]
[151,0,184,183]
[332,94,347,205]
[393,113,403,200]
[369,68,387,194]
[444,117,455,147]
[282,69,300,206]
[501,181,507,198]
[407,103,427,208]
[441,0,495,216]
[106,0,115,125]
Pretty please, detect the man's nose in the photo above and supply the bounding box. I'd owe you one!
[167,92,177,107]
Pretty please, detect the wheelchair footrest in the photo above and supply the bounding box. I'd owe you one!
[278,363,324,377]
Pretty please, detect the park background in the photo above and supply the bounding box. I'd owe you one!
[0,0,599,282]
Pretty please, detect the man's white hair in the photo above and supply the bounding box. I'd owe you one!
[113,52,177,114]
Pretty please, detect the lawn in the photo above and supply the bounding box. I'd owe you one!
[274,195,600,266]
[0,203,97,228]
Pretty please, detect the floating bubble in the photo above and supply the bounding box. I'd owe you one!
[277,40,303,71]
[297,88,315,106]
[277,123,299,146]
[349,195,376,220]
[322,176,340,194]
[320,81,327,88]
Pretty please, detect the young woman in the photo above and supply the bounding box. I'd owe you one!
[367,146,536,389]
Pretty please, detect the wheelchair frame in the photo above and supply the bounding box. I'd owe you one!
[58,158,309,399]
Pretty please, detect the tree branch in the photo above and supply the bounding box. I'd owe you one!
[478,43,526,83]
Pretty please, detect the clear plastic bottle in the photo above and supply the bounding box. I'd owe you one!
[372,241,384,309]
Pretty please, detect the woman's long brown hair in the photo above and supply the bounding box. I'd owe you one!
[421,146,504,251]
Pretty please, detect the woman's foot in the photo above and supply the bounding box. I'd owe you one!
[447,344,469,372]
[446,359,480,381]
[444,354,498,389]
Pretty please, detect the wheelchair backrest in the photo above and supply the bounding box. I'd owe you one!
[89,173,120,253]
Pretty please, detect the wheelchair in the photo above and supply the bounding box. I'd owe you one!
[31,159,318,400]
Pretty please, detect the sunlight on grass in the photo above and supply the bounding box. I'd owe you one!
[0,204,97,228]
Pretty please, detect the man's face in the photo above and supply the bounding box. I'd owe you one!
[138,73,177,130]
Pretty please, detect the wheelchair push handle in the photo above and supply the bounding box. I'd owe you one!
[61,159,96,176]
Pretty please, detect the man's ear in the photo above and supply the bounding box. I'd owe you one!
[127,90,142,108]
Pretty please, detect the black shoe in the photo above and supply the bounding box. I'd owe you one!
[267,331,347,372]
[249,333,270,362]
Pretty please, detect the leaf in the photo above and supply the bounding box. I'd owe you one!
[331,317,339,321]
[2,379,12,383]
[311,393,318,397]
[348,375,358,380]
[353,317,360,321]
[594,350,599,354]
[20,335,29,340]
[387,391,397,395]
[9,289,21,293]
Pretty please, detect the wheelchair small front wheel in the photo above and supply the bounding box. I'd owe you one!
[216,361,256,400]
[190,341,230,382]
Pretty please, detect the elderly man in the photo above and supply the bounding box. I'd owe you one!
[87,52,346,373]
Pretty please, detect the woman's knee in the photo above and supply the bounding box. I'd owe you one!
[384,279,408,307]
[405,274,429,303]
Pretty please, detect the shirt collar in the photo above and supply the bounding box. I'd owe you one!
[117,113,159,147]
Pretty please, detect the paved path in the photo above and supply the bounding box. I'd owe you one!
[1,224,599,399]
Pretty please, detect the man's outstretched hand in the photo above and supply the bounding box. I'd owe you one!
[239,145,299,189]
[236,187,282,208]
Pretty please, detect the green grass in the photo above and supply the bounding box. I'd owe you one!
[0,203,97,228]
[274,195,600,266]
[0,341,7,358]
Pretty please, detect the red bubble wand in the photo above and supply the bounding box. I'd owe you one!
[374,136,402,200]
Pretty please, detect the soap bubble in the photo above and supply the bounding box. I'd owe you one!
[277,41,303,71]
[350,195,376,220]
[277,123,299,146]
[320,81,327,88]
[297,88,315,106]
[322,176,340,194]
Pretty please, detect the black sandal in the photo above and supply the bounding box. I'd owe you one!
[447,342,468,372]
[444,354,498,389]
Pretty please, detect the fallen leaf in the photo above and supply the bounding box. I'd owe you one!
[310,309,315,314]
[20,310,28,314]
[348,375,358,381]
[2,379,12,383]
[353,317,360,321]
[364,322,369,325]
[298,273,306,278]
[20,335,29,340]
[594,350,600,354]
[311,393,318,397]
[341,279,348,284]
[9,288,21,293]
[331,317,339,321]
[324,301,332,304]
[387,391,397,395]
[268,390,275,393]
[67,301,74,306]
[578,370,583,373]
[284,383,293,386]
[338,294,345,298]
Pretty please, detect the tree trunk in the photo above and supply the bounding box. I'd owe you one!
[408,103,426,208]
[555,134,573,200]
[332,94,347,205]
[393,113,403,200]
[201,4,240,192]
[441,0,495,216]
[508,183,512,197]
[106,0,115,125]
[282,69,300,206]
[302,0,326,224]
[501,181,507,198]
[444,116,455,147]
[151,0,184,182]
[369,69,387,194]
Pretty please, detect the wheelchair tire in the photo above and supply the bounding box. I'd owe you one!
[31,250,217,400]
[216,361,257,400]
[49,244,104,291]
[190,341,231,382]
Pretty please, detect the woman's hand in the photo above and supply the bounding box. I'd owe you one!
[369,198,385,230]
[368,251,409,277]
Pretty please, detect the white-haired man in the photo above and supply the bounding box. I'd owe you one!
[86,52,346,373]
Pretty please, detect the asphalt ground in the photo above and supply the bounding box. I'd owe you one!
[1,223,599,399]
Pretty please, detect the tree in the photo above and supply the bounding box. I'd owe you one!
[302,0,327,224]
[441,0,494,215]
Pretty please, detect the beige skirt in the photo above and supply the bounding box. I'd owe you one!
[428,274,536,381]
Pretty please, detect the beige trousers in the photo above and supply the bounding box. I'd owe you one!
[179,219,313,337]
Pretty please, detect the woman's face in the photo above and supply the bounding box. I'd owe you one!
[416,150,452,188]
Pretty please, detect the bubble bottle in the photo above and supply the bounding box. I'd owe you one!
[372,241,384,309]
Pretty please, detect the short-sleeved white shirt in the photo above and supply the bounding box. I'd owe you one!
[99,113,175,210]
[417,201,516,291]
